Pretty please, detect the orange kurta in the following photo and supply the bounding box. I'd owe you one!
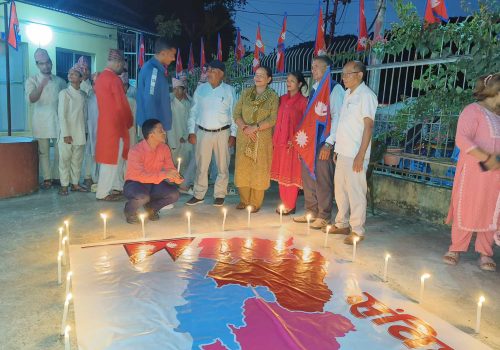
[94,68,133,165]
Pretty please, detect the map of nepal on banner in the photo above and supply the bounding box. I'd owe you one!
[294,67,332,178]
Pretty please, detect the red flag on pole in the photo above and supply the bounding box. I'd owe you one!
[175,49,183,78]
[200,37,206,67]
[294,67,332,178]
[357,0,368,51]
[253,24,265,73]
[276,13,287,73]
[235,27,245,63]
[217,33,223,61]
[8,1,20,50]
[188,43,195,74]
[424,0,449,24]
[138,34,145,68]
[314,4,327,56]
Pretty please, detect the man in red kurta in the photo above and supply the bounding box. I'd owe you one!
[94,49,133,200]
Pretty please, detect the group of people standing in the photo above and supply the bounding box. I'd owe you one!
[25,37,499,266]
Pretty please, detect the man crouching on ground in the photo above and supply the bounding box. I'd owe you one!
[124,119,182,223]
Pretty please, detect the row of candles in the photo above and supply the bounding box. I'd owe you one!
[58,206,489,350]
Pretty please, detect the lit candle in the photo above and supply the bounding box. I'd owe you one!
[306,213,312,235]
[419,273,431,304]
[58,227,63,252]
[64,220,70,243]
[61,237,68,266]
[352,237,359,262]
[324,225,331,247]
[139,213,146,239]
[475,296,485,333]
[222,208,227,231]
[61,293,73,335]
[65,271,73,296]
[186,211,192,236]
[64,325,71,350]
[279,204,284,225]
[383,254,391,282]
[100,213,107,239]
[57,251,63,285]
[247,206,252,228]
[177,157,182,173]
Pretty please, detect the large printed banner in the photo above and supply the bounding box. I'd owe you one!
[70,230,490,350]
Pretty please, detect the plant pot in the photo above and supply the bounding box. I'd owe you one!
[383,147,403,166]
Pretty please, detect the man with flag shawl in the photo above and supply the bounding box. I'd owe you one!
[136,38,176,131]
[332,61,378,245]
[293,55,345,230]
[94,49,133,201]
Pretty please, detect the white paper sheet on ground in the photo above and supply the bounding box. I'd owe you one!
[69,229,491,350]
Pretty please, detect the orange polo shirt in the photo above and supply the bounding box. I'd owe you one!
[125,140,175,184]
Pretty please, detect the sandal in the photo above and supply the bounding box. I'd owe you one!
[41,180,52,190]
[111,190,123,195]
[71,185,89,192]
[58,186,69,196]
[442,251,459,266]
[236,202,247,210]
[97,194,123,202]
[479,255,497,272]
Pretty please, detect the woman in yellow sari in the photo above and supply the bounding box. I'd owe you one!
[234,66,279,212]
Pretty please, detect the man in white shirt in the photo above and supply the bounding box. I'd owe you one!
[186,60,237,207]
[332,60,378,245]
[25,48,66,189]
[293,55,345,230]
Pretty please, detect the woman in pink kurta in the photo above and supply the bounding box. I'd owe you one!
[444,73,500,271]
[271,72,308,214]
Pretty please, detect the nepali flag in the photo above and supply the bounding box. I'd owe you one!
[217,33,223,61]
[357,0,368,51]
[276,13,287,73]
[253,24,265,72]
[8,1,20,50]
[424,0,449,24]
[294,67,332,178]
[314,5,327,56]
[175,49,183,78]
[235,27,245,64]
[200,37,206,67]
[187,43,195,74]
[138,34,145,68]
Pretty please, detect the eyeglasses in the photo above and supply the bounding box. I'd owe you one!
[341,71,361,77]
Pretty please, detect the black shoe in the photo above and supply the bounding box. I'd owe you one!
[213,198,224,207]
[186,197,204,206]
[126,214,139,224]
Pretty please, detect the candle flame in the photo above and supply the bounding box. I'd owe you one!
[222,207,227,214]
[100,213,107,220]
[306,213,312,220]
[58,250,63,258]
[67,271,73,279]
[66,293,73,302]
[279,204,285,211]
[421,273,431,281]
[65,325,71,334]
[64,220,69,226]
[62,236,68,244]
[247,205,252,212]
[177,157,181,162]
[186,211,191,218]
[385,253,391,260]
[139,213,146,221]
[478,296,485,305]
[326,225,332,233]
[58,227,63,234]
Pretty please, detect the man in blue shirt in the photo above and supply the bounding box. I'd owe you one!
[137,38,177,131]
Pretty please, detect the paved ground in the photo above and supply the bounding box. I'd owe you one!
[0,183,499,350]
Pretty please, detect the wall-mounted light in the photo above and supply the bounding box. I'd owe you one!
[26,23,53,46]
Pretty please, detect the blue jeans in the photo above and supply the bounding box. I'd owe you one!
[124,180,180,217]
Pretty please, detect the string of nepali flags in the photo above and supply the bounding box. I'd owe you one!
[133,0,448,76]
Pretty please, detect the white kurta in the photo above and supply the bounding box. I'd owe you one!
[168,94,193,170]
[25,73,66,139]
[127,97,137,146]
[58,86,87,145]
[87,92,99,156]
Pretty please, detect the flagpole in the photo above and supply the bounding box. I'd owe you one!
[3,1,12,136]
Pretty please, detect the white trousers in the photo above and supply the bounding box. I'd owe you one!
[194,128,230,199]
[96,139,125,199]
[334,154,369,235]
[37,138,59,181]
[58,142,85,187]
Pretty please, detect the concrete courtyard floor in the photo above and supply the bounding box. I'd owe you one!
[0,183,499,350]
